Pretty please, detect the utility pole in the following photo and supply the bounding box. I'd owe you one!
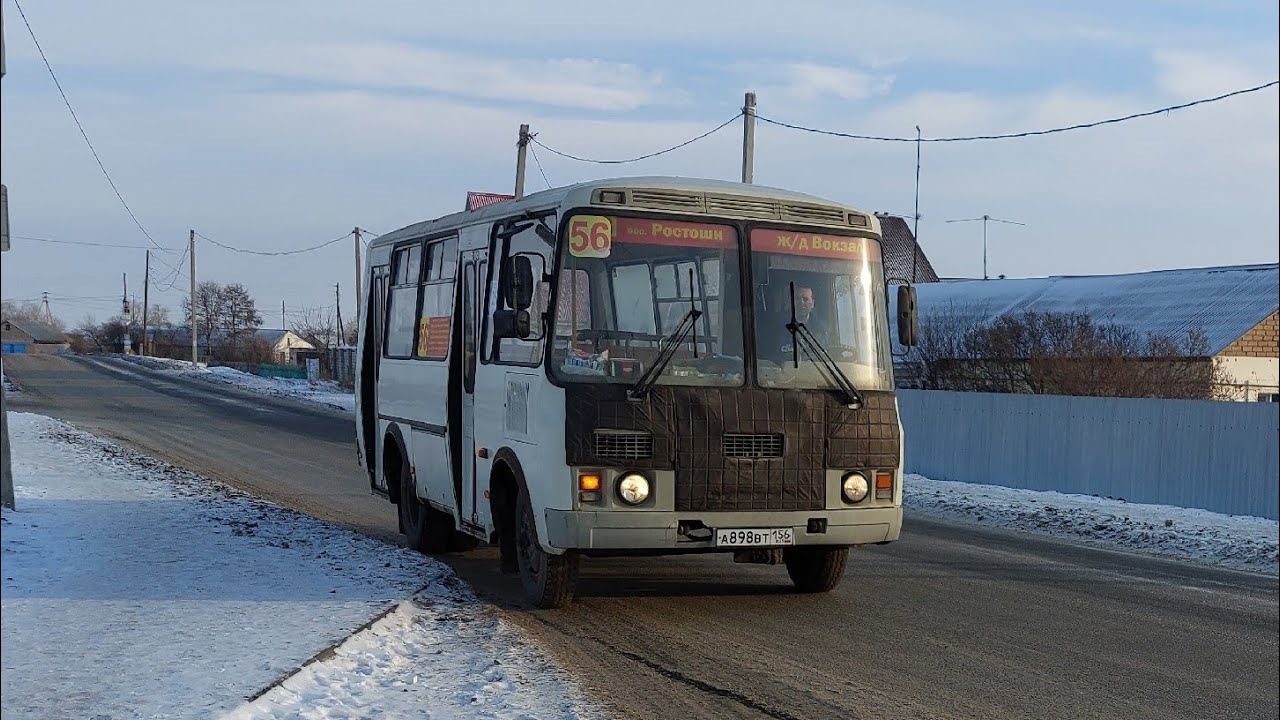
[189,229,197,365]
[142,249,150,356]
[281,300,286,330]
[1,1,13,511]
[335,283,344,347]
[40,291,53,325]
[514,124,530,198]
[944,214,1026,280]
[122,272,132,355]
[353,226,362,331]
[741,91,757,184]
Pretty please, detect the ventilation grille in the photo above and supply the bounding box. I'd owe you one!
[594,430,654,459]
[629,189,705,212]
[705,194,778,219]
[723,433,784,459]
[781,203,847,225]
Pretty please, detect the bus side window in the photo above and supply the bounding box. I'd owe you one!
[414,237,457,360]
[385,243,422,358]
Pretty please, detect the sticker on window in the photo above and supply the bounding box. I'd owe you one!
[417,315,451,359]
[568,215,612,258]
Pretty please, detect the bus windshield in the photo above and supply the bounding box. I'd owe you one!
[750,228,894,392]
[549,215,745,386]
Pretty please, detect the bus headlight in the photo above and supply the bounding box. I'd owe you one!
[841,472,870,503]
[617,473,651,505]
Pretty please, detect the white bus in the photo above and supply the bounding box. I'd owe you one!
[355,177,918,608]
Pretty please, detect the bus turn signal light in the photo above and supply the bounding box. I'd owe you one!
[578,473,602,492]
[875,471,894,499]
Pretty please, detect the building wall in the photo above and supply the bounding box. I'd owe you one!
[898,389,1280,519]
[1215,356,1280,401]
[1220,311,1279,358]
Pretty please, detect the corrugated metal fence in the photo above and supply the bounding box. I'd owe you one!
[898,390,1280,520]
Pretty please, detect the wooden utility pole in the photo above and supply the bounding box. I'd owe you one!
[514,123,530,198]
[353,227,362,331]
[142,249,150,356]
[335,283,344,347]
[189,230,197,365]
[741,91,757,184]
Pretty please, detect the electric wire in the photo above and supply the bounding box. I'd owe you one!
[530,112,743,164]
[11,0,182,277]
[755,81,1279,142]
[193,231,353,257]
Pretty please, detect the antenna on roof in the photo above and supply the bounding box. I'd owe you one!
[944,214,1026,280]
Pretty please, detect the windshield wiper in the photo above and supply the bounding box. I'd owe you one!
[630,269,704,400]
[628,307,702,400]
[786,282,863,409]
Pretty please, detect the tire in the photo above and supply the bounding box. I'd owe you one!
[516,489,578,608]
[784,546,849,593]
[397,453,449,554]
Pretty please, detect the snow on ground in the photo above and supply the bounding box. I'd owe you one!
[118,354,356,413]
[905,474,1279,575]
[1,412,598,720]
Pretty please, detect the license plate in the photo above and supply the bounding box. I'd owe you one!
[715,527,795,547]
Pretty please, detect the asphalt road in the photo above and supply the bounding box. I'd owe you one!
[6,353,1278,720]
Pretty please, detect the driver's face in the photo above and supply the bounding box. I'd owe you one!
[796,287,815,320]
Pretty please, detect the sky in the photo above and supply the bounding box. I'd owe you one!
[1,0,1277,329]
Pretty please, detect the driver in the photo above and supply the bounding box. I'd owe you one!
[761,284,831,362]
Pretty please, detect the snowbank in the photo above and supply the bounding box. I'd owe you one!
[119,355,355,413]
[905,474,1279,575]
[1,412,596,719]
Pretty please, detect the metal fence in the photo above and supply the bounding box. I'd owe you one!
[897,390,1280,520]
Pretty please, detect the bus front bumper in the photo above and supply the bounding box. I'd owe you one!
[543,507,902,551]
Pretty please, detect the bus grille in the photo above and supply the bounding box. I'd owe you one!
[594,430,654,460]
[723,433,784,459]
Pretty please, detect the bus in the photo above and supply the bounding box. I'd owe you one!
[355,177,918,608]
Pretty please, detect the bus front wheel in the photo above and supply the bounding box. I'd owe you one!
[515,490,579,608]
[784,546,849,593]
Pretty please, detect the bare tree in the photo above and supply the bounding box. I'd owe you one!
[290,305,338,355]
[910,309,1223,399]
[1,300,64,331]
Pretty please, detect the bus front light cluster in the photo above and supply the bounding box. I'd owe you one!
[841,472,870,504]
[617,473,650,505]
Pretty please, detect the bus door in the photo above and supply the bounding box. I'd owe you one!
[458,248,487,527]
[362,264,390,494]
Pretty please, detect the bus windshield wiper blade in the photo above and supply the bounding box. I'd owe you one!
[628,308,702,400]
[786,320,864,409]
[783,281,862,408]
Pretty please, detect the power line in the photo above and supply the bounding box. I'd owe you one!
[530,112,744,164]
[755,80,1279,143]
[194,230,353,257]
[10,234,180,251]
[528,141,552,189]
[11,0,180,277]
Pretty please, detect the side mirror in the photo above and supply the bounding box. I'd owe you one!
[897,285,918,347]
[505,255,535,310]
[493,309,532,340]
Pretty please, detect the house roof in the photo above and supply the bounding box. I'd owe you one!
[3,318,68,344]
[255,328,316,350]
[876,214,939,283]
[893,263,1279,355]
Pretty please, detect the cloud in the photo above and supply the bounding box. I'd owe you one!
[759,63,895,102]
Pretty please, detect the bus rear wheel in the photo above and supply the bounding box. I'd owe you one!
[398,455,450,554]
[784,546,849,593]
[516,490,578,609]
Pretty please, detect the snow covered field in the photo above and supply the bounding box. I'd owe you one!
[119,355,356,413]
[0,412,597,720]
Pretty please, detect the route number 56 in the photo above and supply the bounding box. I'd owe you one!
[568,216,612,258]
